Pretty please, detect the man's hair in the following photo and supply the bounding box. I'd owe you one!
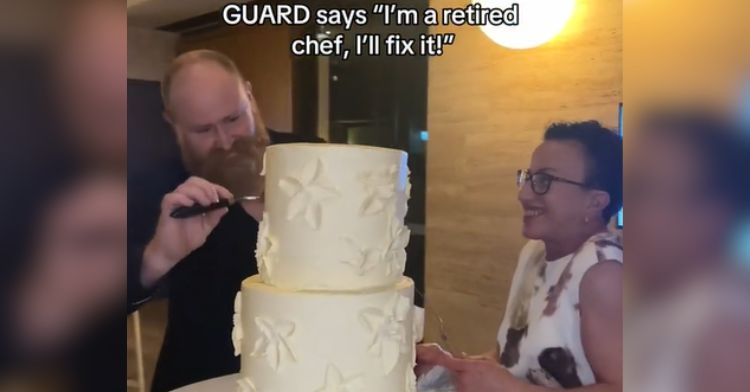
[161,49,244,110]
[543,121,623,222]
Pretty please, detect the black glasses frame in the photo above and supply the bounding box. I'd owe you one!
[517,169,590,195]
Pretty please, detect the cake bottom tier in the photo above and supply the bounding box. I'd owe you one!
[233,275,417,392]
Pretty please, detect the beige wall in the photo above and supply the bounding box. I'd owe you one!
[425,0,622,353]
[178,25,294,133]
[127,26,179,81]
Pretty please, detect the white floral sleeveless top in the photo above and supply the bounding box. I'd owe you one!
[496,232,623,388]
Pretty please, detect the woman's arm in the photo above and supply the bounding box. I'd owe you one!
[423,261,623,392]
[577,261,623,390]
[516,260,623,392]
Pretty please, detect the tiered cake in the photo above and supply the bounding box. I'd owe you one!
[232,143,417,391]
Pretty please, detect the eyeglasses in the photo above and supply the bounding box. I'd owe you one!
[517,169,590,195]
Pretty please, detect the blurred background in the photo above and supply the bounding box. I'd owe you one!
[1,0,125,391]
[624,1,750,391]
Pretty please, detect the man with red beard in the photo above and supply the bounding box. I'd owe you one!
[128,50,321,391]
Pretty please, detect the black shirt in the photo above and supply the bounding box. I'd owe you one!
[128,131,322,392]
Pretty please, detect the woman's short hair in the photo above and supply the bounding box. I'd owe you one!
[544,121,623,222]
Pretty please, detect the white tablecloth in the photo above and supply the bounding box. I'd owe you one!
[171,374,238,391]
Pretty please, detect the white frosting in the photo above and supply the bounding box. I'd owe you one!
[239,276,415,391]
[405,370,417,392]
[383,215,411,276]
[359,164,399,216]
[231,292,243,356]
[413,306,425,343]
[238,143,416,392]
[249,316,298,371]
[359,292,412,375]
[316,364,366,391]
[406,167,412,200]
[278,157,340,230]
[255,211,276,282]
[261,143,410,290]
[236,377,257,392]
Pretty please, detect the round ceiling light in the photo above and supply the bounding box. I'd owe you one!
[473,0,576,49]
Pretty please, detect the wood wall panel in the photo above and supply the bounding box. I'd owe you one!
[425,0,622,353]
[128,27,179,81]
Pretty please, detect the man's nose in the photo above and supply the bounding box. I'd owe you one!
[214,125,235,150]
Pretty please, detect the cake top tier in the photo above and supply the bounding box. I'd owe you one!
[257,143,411,291]
[266,142,406,154]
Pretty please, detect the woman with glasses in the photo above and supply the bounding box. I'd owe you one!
[418,121,623,391]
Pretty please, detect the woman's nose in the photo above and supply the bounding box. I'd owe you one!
[518,180,536,202]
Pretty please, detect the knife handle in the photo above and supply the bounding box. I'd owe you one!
[170,198,231,219]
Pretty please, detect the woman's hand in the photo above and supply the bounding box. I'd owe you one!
[417,343,523,392]
[415,343,449,377]
[446,358,523,392]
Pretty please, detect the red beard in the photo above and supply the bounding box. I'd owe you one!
[182,136,267,197]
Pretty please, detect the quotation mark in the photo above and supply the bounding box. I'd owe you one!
[372,4,395,15]
[372,3,400,24]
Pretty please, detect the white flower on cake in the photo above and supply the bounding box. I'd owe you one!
[403,168,412,220]
[315,364,365,392]
[405,167,412,200]
[359,293,412,375]
[250,316,297,371]
[358,164,399,216]
[279,158,339,229]
[383,217,411,276]
[341,237,383,276]
[406,344,417,391]
[341,217,410,277]
[405,370,417,392]
[231,292,243,356]
[260,151,267,176]
[236,377,257,392]
[255,212,277,279]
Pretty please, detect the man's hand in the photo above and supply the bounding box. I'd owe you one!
[140,176,233,288]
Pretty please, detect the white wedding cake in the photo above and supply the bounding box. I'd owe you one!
[232,143,418,391]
